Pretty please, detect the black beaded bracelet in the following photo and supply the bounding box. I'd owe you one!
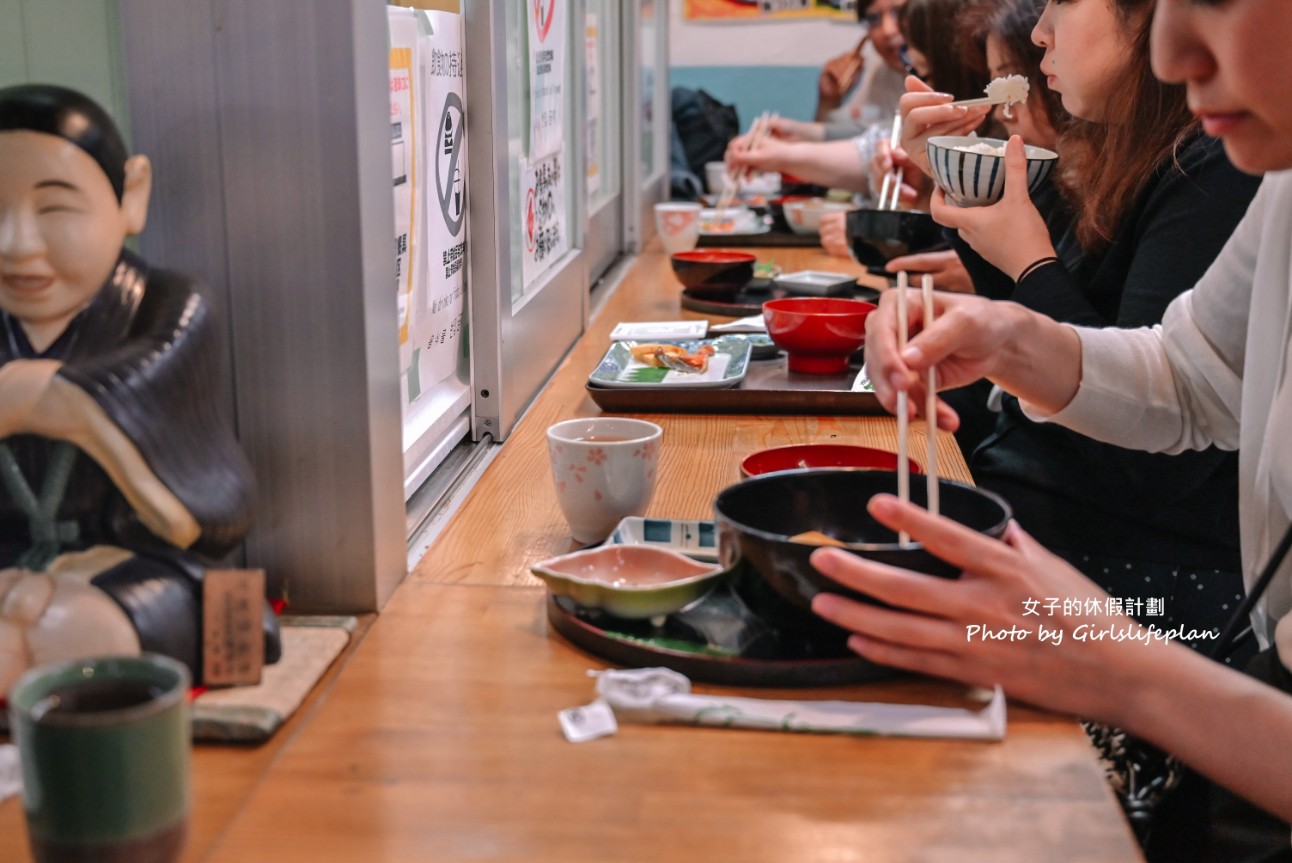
[1015,255,1061,283]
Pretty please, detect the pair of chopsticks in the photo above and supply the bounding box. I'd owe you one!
[893,272,939,544]
[717,112,774,215]
[876,109,904,212]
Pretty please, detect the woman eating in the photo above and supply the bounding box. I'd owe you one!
[893,0,1259,657]
[815,0,1292,857]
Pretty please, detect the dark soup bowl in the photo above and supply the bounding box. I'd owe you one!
[713,468,1012,649]
[845,208,944,269]
[670,250,757,300]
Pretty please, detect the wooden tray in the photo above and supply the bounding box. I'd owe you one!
[546,589,886,687]
[587,353,884,415]
[681,281,880,317]
[699,228,821,248]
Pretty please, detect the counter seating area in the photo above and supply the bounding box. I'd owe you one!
[0,244,1144,862]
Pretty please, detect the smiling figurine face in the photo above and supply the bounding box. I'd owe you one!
[0,128,150,352]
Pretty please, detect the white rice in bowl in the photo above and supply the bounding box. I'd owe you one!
[955,142,1007,156]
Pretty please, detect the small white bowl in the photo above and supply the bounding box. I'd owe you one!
[783,198,856,235]
[925,136,1057,207]
[530,545,726,621]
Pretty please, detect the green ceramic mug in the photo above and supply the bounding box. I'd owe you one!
[7,653,191,863]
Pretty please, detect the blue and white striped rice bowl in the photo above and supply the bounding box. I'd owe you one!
[926,136,1058,207]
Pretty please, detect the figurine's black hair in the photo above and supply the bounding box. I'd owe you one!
[0,84,128,200]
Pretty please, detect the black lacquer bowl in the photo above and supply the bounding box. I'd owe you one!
[713,468,1011,648]
[845,208,944,269]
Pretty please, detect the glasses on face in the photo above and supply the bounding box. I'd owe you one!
[862,4,901,28]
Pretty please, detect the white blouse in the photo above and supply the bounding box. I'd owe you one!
[1027,170,1292,663]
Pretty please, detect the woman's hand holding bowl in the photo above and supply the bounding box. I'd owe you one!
[819,211,850,258]
[929,136,1055,279]
[884,249,975,294]
[808,495,1179,727]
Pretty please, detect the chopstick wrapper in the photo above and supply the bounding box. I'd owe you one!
[577,667,1006,741]
[0,744,21,803]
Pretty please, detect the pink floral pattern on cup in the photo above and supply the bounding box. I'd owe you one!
[546,418,664,544]
[654,203,701,254]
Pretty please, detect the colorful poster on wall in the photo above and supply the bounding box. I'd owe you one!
[683,0,856,21]
[528,0,566,159]
[519,151,569,290]
[415,9,468,392]
[389,7,421,376]
[585,12,601,195]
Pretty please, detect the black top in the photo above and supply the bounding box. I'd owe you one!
[954,134,1262,569]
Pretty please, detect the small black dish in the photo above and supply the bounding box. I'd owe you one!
[845,208,945,269]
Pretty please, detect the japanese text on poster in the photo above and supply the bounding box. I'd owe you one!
[528,0,566,159]
[520,151,569,289]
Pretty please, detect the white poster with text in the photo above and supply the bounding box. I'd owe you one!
[519,150,569,290]
[528,0,565,160]
[415,9,468,392]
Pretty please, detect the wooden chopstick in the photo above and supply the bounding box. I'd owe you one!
[717,112,772,215]
[895,271,911,545]
[921,274,939,518]
[877,109,904,212]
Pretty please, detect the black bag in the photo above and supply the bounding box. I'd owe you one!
[671,87,740,180]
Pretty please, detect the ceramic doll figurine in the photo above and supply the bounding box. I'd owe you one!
[0,83,280,695]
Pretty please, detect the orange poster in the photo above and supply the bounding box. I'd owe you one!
[683,0,855,21]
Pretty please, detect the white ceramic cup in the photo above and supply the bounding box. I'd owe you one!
[654,203,702,254]
[547,417,663,544]
[704,161,730,195]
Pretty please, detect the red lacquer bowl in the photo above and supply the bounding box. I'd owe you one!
[762,297,877,374]
[740,444,922,478]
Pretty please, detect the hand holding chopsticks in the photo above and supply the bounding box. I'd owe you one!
[717,112,774,215]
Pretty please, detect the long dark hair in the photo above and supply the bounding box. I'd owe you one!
[900,0,989,101]
[959,0,1068,137]
[1053,0,1198,253]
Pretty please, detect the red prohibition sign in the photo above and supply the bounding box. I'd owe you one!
[533,0,556,42]
[525,186,538,253]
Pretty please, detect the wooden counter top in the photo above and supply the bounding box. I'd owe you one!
[413,245,970,589]
[0,244,1143,862]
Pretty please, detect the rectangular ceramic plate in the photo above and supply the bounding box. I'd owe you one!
[773,270,858,297]
[587,336,752,390]
[607,517,719,562]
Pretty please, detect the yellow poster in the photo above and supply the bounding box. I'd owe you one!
[683,0,855,22]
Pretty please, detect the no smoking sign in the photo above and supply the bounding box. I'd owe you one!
[436,92,466,237]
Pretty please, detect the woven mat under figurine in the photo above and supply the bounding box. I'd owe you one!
[192,615,355,743]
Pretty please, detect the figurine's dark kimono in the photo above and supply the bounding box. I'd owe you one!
[0,251,279,679]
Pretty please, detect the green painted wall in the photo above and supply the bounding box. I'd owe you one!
[0,0,130,141]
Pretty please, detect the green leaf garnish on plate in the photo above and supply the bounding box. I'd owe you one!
[623,367,670,383]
